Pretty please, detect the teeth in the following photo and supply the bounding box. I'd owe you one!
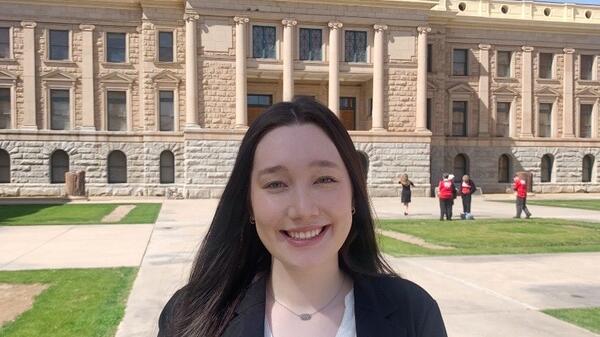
[287,228,323,240]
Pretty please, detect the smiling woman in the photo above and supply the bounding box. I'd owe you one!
[157,97,447,337]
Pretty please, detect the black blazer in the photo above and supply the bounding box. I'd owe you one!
[158,274,447,337]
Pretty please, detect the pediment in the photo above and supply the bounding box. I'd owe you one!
[493,85,519,96]
[535,86,561,97]
[427,80,437,91]
[576,87,599,97]
[447,83,474,94]
[151,70,180,84]
[40,70,76,82]
[0,69,18,81]
[99,72,135,84]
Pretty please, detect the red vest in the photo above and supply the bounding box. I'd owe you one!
[461,182,472,196]
[513,178,528,198]
[438,180,454,199]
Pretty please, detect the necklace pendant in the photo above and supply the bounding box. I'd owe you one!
[299,313,312,321]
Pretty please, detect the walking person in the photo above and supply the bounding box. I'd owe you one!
[438,173,455,220]
[460,174,476,220]
[513,174,532,219]
[398,174,415,216]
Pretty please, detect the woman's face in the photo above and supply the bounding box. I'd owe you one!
[250,123,353,271]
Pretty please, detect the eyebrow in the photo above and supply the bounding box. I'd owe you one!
[256,160,340,177]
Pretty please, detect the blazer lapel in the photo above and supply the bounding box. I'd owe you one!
[222,275,266,337]
[354,275,407,337]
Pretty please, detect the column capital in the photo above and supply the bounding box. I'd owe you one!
[20,21,37,29]
[328,21,343,30]
[234,16,250,25]
[563,48,576,54]
[79,24,96,31]
[417,26,431,34]
[282,18,297,27]
[478,44,491,50]
[522,46,534,52]
[184,12,200,22]
[373,24,388,32]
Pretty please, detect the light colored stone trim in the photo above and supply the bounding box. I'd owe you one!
[328,21,343,116]
[371,23,387,131]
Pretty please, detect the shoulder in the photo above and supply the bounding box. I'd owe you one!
[158,286,187,337]
[369,274,436,306]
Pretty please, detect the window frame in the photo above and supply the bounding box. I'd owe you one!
[298,26,324,62]
[582,154,595,183]
[106,90,128,132]
[159,150,175,184]
[579,54,596,81]
[496,50,513,78]
[0,26,14,60]
[100,73,134,131]
[49,149,69,184]
[49,88,72,131]
[495,101,511,138]
[0,70,17,129]
[156,29,176,63]
[41,71,76,130]
[152,71,181,132]
[538,52,555,79]
[540,154,554,183]
[498,154,512,183]
[577,100,595,138]
[250,24,279,60]
[342,28,370,64]
[47,29,71,61]
[0,148,9,183]
[105,32,128,63]
[451,100,468,137]
[452,48,469,76]
[107,150,127,184]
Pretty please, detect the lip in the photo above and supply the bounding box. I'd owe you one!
[280,224,330,248]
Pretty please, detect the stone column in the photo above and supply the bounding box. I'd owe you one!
[80,24,96,130]
[416,26,431,132]
[21,21,37,130]
[282,18,297,102]
[563,48,575,138]
[328,21,343,117]
[521,46,534,137]
[372,24,388,131]
[235,16,250,128]
[185,12,200,129]
[478,44,491,136]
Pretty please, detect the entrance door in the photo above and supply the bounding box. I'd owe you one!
[247,94,273,126]
[340,97,356,130]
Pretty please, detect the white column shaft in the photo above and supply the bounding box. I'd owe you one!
[80,25,96,130]
[372,25,387,131]
[282,19,296,101]
[235,17,249,127]
[328,22,342,117]
[563,48,575,138]
[416,27,430,132]
[21,22,37,130]
[521,46,534,137]
[478,44,491,136]
[185,14,200,129]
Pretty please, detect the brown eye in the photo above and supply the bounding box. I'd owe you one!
[265,181,286,189]
[315,176,337,184]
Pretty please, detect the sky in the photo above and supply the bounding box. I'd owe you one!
[538,0,600,5]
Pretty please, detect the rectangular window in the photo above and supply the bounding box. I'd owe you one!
[344,30,367,63]
[107,91,127,131]
[426,98,432,130]
[248,94,272,106]
[580,104,593,138]
[453,49,468,76]
[50,89,70,130]
[0,88,10,129]
[159,90,174,131]
[539,53,553,79]
[106,32,126,63]
[580,55,594,80]
[496,102,510,137]
[252,26,276,59]
[452,101,467,136]
[49,30,69,60]
[538,103,552,137]
[0,28,9,59]
[497,51,511,78]
[158,31,174,62]
[299,28,322,61]
[427,44,432,73]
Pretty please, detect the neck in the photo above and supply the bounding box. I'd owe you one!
[268,257,347,312]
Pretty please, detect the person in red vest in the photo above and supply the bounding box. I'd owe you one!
[438,173,455,220]
[513,174,532,219]
[460,174,476,220]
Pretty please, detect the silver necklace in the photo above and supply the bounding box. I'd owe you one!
[270,279,345,321]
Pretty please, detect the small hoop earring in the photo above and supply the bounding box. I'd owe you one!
[249,216,255,224]
[352,207,356,215]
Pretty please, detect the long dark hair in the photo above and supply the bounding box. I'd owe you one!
[175,97,394,337]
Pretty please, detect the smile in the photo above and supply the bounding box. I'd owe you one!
[281,225,329,245]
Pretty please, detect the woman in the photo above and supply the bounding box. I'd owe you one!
[398,174,415,216]
[438,173,455,221]
[459,175,476,219]
[157,98,447,337]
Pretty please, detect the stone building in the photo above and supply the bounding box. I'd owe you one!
[0,0,598,198]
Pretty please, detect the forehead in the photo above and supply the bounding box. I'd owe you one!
[253,124,344,169]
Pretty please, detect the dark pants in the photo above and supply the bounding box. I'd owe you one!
[516,197,531,218]
[462,194,472,214]
[439,199,453,220]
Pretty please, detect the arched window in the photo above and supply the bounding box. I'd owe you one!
[108,150,127,183]
[583,154,595,183]
[50,150,69,184]
[541,154,554,183]
[453,153,469,180]
[0,149,9,183]
[498,154,511,183]
[159,150,175,184]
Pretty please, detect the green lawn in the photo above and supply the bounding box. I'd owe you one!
[378,218,600,256]
[518,199,600,211]
[0,203,162,226]
[544,307,600,334]
[0,268,137,337]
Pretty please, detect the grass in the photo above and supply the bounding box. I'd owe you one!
[517,199,600,211]
[543,307,600,334]
[0,203,162,226]
[378,218,600,256]
[0,268,137,337]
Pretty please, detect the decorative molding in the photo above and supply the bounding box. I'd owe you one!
[373,24,388,31]
[522,46,534,53]
[234,16,250,25]
[282,18,297,27]
[492,85,519,96]
[328,21,343,30]
[40,70,77,82]
[0,69,18,83]
[417,26,431,34]
[563,48,576,54]
[99,72,135,85]
[535,86,561,96]
[447,83,475,94]
[151,70,181,84]
[184,12,200,22]
[79,24,96,32]
[20,21,37,29]
[478,44,492,50]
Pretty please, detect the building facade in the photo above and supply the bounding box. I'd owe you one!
[0,0,599,198]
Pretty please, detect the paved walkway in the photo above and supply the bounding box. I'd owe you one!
[1,195,599,336]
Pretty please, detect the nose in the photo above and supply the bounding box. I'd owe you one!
[287,186,319,221]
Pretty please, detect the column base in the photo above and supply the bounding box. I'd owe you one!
[78,126,96,132]
[234,124,249,130]
[184,123,202,131]
[414,127,431,134]
[20,125,38,130]
[562,134,576,138]
[370,127,387,132]
[519,133,534,138]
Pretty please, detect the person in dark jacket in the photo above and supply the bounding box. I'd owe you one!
[459,174,476,219]
[398,173,415,216]
[157,98,447,337]
[438,173,455,220]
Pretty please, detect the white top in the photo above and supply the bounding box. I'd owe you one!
[265,288,357,337]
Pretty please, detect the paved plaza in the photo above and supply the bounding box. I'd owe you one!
[1,195,599,336]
